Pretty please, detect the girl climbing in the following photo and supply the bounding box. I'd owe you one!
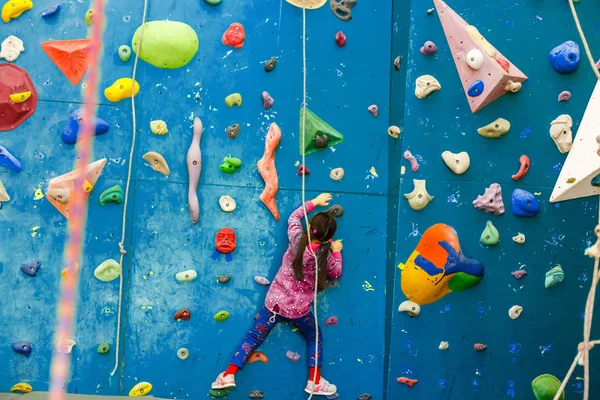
[211,193,343,396]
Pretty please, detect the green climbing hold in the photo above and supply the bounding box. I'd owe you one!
[480,221,499,246]
[532,374,564,400]
[132,21,199,69]
[545,266,565,288]
[118,45,132,62]
[299,108,344,156]
[209,388,228,398]
[85,9,94,26]
[214,310,231,322]
[204,0,223,4]
[97,343,110,354]
[447,272,483,292]
[220,157,242,174]
[99,185,124,206]
[94,259,120,282]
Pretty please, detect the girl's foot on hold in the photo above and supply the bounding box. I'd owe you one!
[211,372,236,389]
[304,377,337,396]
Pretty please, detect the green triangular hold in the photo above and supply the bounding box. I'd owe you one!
[299,108,344,156]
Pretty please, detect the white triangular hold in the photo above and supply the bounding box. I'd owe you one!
[0,179,9,203]
[550,80,600,203]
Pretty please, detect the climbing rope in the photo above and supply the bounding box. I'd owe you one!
[48,1,106,399]
[109,0,149,377]
[553,3,600,398]
[299,1,320,398]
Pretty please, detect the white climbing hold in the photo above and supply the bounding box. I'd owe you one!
[439,341,449,351]
[508,305,523,320]
[512,233,526,244]
[177,348,189,360]
[0,35,24,62]
[415,75,441,99]
[55,338,76,354]
[175,270,197,283]
[0,179,10,204]
[549,114,573,154]
[388,125,401,139]
[219,195,236,212]
[330,168,345,181]
[466,49,483,70]
[398,300,421,317]
[441,151,470,175]
[46,188,70,204]
[504,80,522,93]
[404,179,434,211]
[150,120,168,135]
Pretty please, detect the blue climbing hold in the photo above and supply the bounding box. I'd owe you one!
[548,41,581,74]
[0,145,22,172]
[61,109,110,145]
[12,341,32,357]
[21,261,41,277]
[467,80,484,97]
[41,4,62,18]
[511,189,540,217]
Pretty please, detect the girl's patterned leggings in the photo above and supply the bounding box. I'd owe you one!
[230,306,323,368]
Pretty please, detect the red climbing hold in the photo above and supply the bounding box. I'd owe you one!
[42,39,98,85]
[396,377,418,388]
[325,316,338,326]
[335,31,347,47]
[174,308,191,321]
[0,64,38,132]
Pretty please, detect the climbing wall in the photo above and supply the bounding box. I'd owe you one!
[387,0,600,399]
[0,0,392,398]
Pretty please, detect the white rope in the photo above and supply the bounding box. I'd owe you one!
[110,0,149,377]
[300,1,319,398]
[553,2,600,398]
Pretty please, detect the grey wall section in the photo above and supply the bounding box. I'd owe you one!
[387,0,600,398]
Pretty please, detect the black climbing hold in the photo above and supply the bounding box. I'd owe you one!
[264,57,277,72]
[248,390,264,399]
[21,261,41,277]
[592,173,600,187]
[209,388,228,398]
[326,279,339,289]
[357,393,372,400]
[227,124,240,139]
[326,204,344,218]
[315,134,328,148]
[217,275,231,284]
[12,341,32,357]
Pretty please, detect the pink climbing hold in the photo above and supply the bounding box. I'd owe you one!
[558,91,571,102]
[297,165,310,176]
[335,31,346,47]
[472,183,505,215]
[474,343,487,352]
[325,316,338,326]
[420,40,437,55]
[511,270,527,280]
[262,91,274,109]
[403,150,419,172]
[368,104,378,117]
[285,350,301,362]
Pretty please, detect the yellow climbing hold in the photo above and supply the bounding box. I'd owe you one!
[11,382,32,393]
[150,120,168,135]
[1,0,33,23]
[61,263,79,277]
[225,93,243,107]
[33,188,44,200]
[129,382,152,397]
[83,180,93,193]
[104,78,140,102]
[10,91,31,104]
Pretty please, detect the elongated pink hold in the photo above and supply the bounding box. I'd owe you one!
[325,316,338,326]
[187,118,203,224]
[511,270,527,280]
[368,104,379,117]
[404,150,419,172]
[511,155,530,181]
[257,123,282,221]
[558,91,571,102]
[474,343,487,351]
[262,91,274,109]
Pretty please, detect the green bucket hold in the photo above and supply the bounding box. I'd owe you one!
[532,374,564,400]
[132,21,199,69]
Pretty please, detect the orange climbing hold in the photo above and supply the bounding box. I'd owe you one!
[248,351,268,363]
[45,158,107,221]
[41,39,98,85]
[397,377,418,388]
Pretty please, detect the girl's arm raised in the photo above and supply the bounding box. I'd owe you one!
[287,201,315,243]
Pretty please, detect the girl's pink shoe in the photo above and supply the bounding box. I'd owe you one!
[211,372,236,389]
[304,377,337,396]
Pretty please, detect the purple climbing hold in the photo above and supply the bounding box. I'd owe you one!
[403,150,419,172]
[298,165,310,176]
[558,91,572,102]
[12,341,32,357]
[511,270,527,280]
[420,41,437,55]
[21,261,41,277]
[327,394,340,399]
[286,350,301,362]
[473,183,505,215]
[262,91,274,109]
